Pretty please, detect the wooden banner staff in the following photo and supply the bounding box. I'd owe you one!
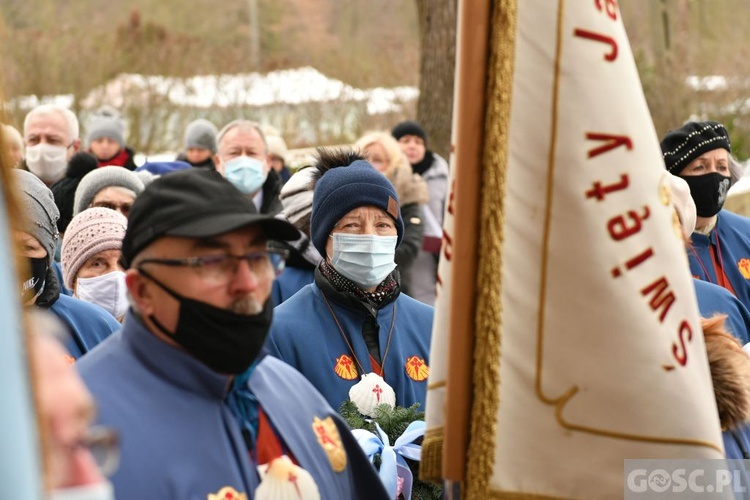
[443,0,492,484]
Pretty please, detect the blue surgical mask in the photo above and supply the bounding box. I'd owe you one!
[330,233,397,288]
[224,156,268,195]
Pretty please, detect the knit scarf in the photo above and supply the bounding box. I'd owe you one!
[319,260,398,308]
[410,150,435,176]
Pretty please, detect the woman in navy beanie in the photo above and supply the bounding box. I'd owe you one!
[265,148,435,414]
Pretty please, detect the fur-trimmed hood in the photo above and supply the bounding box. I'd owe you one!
[703,315,750,430]
[386,155,429,207]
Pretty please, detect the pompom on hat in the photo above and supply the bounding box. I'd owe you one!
[310,160,403,256]
[61,208,127,290]
[661,121,731,175]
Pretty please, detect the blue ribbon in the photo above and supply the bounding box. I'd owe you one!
[352,420,425,500]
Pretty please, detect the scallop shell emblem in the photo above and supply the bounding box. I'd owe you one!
[255,455,320,500]
[348,372,396,417]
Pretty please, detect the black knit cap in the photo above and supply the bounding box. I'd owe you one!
[660,121,731,175]
[50,152,99,233]
[391,120,427,144]
[120,169,298,268]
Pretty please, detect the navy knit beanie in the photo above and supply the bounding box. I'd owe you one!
[310,160,404,257]
[391,120,427,144]
[661,121,731,175]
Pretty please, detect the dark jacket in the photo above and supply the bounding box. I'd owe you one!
[259,169,283,216]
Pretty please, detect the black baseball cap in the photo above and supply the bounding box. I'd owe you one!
[120,169,298,268]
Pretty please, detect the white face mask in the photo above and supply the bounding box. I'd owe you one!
[330,233,397,288]
[47,481,115,500]
[25,143,69,184]
[76,271,128,319]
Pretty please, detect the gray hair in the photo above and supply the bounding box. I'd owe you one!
[23,104,80,143]
[216,119,267,155]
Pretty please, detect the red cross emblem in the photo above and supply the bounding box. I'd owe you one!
[372,384,383,403]
[288,471,301,497]
[405,355,430,381]
[334,354,358,380]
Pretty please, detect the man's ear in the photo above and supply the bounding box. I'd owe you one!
[125,269,153,316]
[71,138,82,154]
[214,154,224,175]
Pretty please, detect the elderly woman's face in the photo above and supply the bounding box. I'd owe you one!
[76,249,122,283]
[325,206,397,258]
[681,148,730,177]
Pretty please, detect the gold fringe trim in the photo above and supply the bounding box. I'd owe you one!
[486,490,571,499]
[419,428,444,483]
[464,0,518,498]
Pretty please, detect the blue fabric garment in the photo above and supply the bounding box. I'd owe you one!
[49,294,118,359]
[249,356,388,499]
[78,313,386,499]
[694,279,750,344]
[693,278,750,461]
[51,261,71,296]
[689,210,750,309]
[271,266,314,306]
[266,283,434,411]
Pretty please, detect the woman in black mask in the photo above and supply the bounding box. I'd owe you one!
[661,120,750,307]
[14,169,120,359]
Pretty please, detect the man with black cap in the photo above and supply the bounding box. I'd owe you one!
[661,120,750,309]
[76,169,387,499]
[391,120,449,306]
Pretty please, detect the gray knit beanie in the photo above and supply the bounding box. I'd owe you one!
[73,166,145,216]
[13,170,60,263]
[87,107,125,148]
[184,119,218,154]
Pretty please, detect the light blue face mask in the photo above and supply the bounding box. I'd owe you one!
[224,156,268,195]
[330,233,398,288]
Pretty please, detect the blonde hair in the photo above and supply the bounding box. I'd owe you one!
[355,131,410,179]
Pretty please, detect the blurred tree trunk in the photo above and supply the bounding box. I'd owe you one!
[415,0,457,161]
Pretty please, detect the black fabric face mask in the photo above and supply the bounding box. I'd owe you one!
[22,257,47,302]
[138,268,272,375]
[682,172,731,218]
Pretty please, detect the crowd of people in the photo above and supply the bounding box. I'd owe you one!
[6,103,450,499]
[8,101,750,498]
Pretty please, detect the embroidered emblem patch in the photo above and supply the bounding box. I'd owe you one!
[405,356,430,381]
[387,196,399,219]
[207,486,247,500]
[312,416,347,472]
[334,354,358,380]
[739,259,750,279]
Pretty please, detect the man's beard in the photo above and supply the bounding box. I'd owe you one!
[230,296,264,315]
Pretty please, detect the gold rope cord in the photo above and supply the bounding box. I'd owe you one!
[463,0,517,497]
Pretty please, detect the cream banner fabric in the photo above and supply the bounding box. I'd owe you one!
[493,1,723,496]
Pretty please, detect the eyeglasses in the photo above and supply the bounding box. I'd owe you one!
[138,247,289,283]
[52,425,120,477]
